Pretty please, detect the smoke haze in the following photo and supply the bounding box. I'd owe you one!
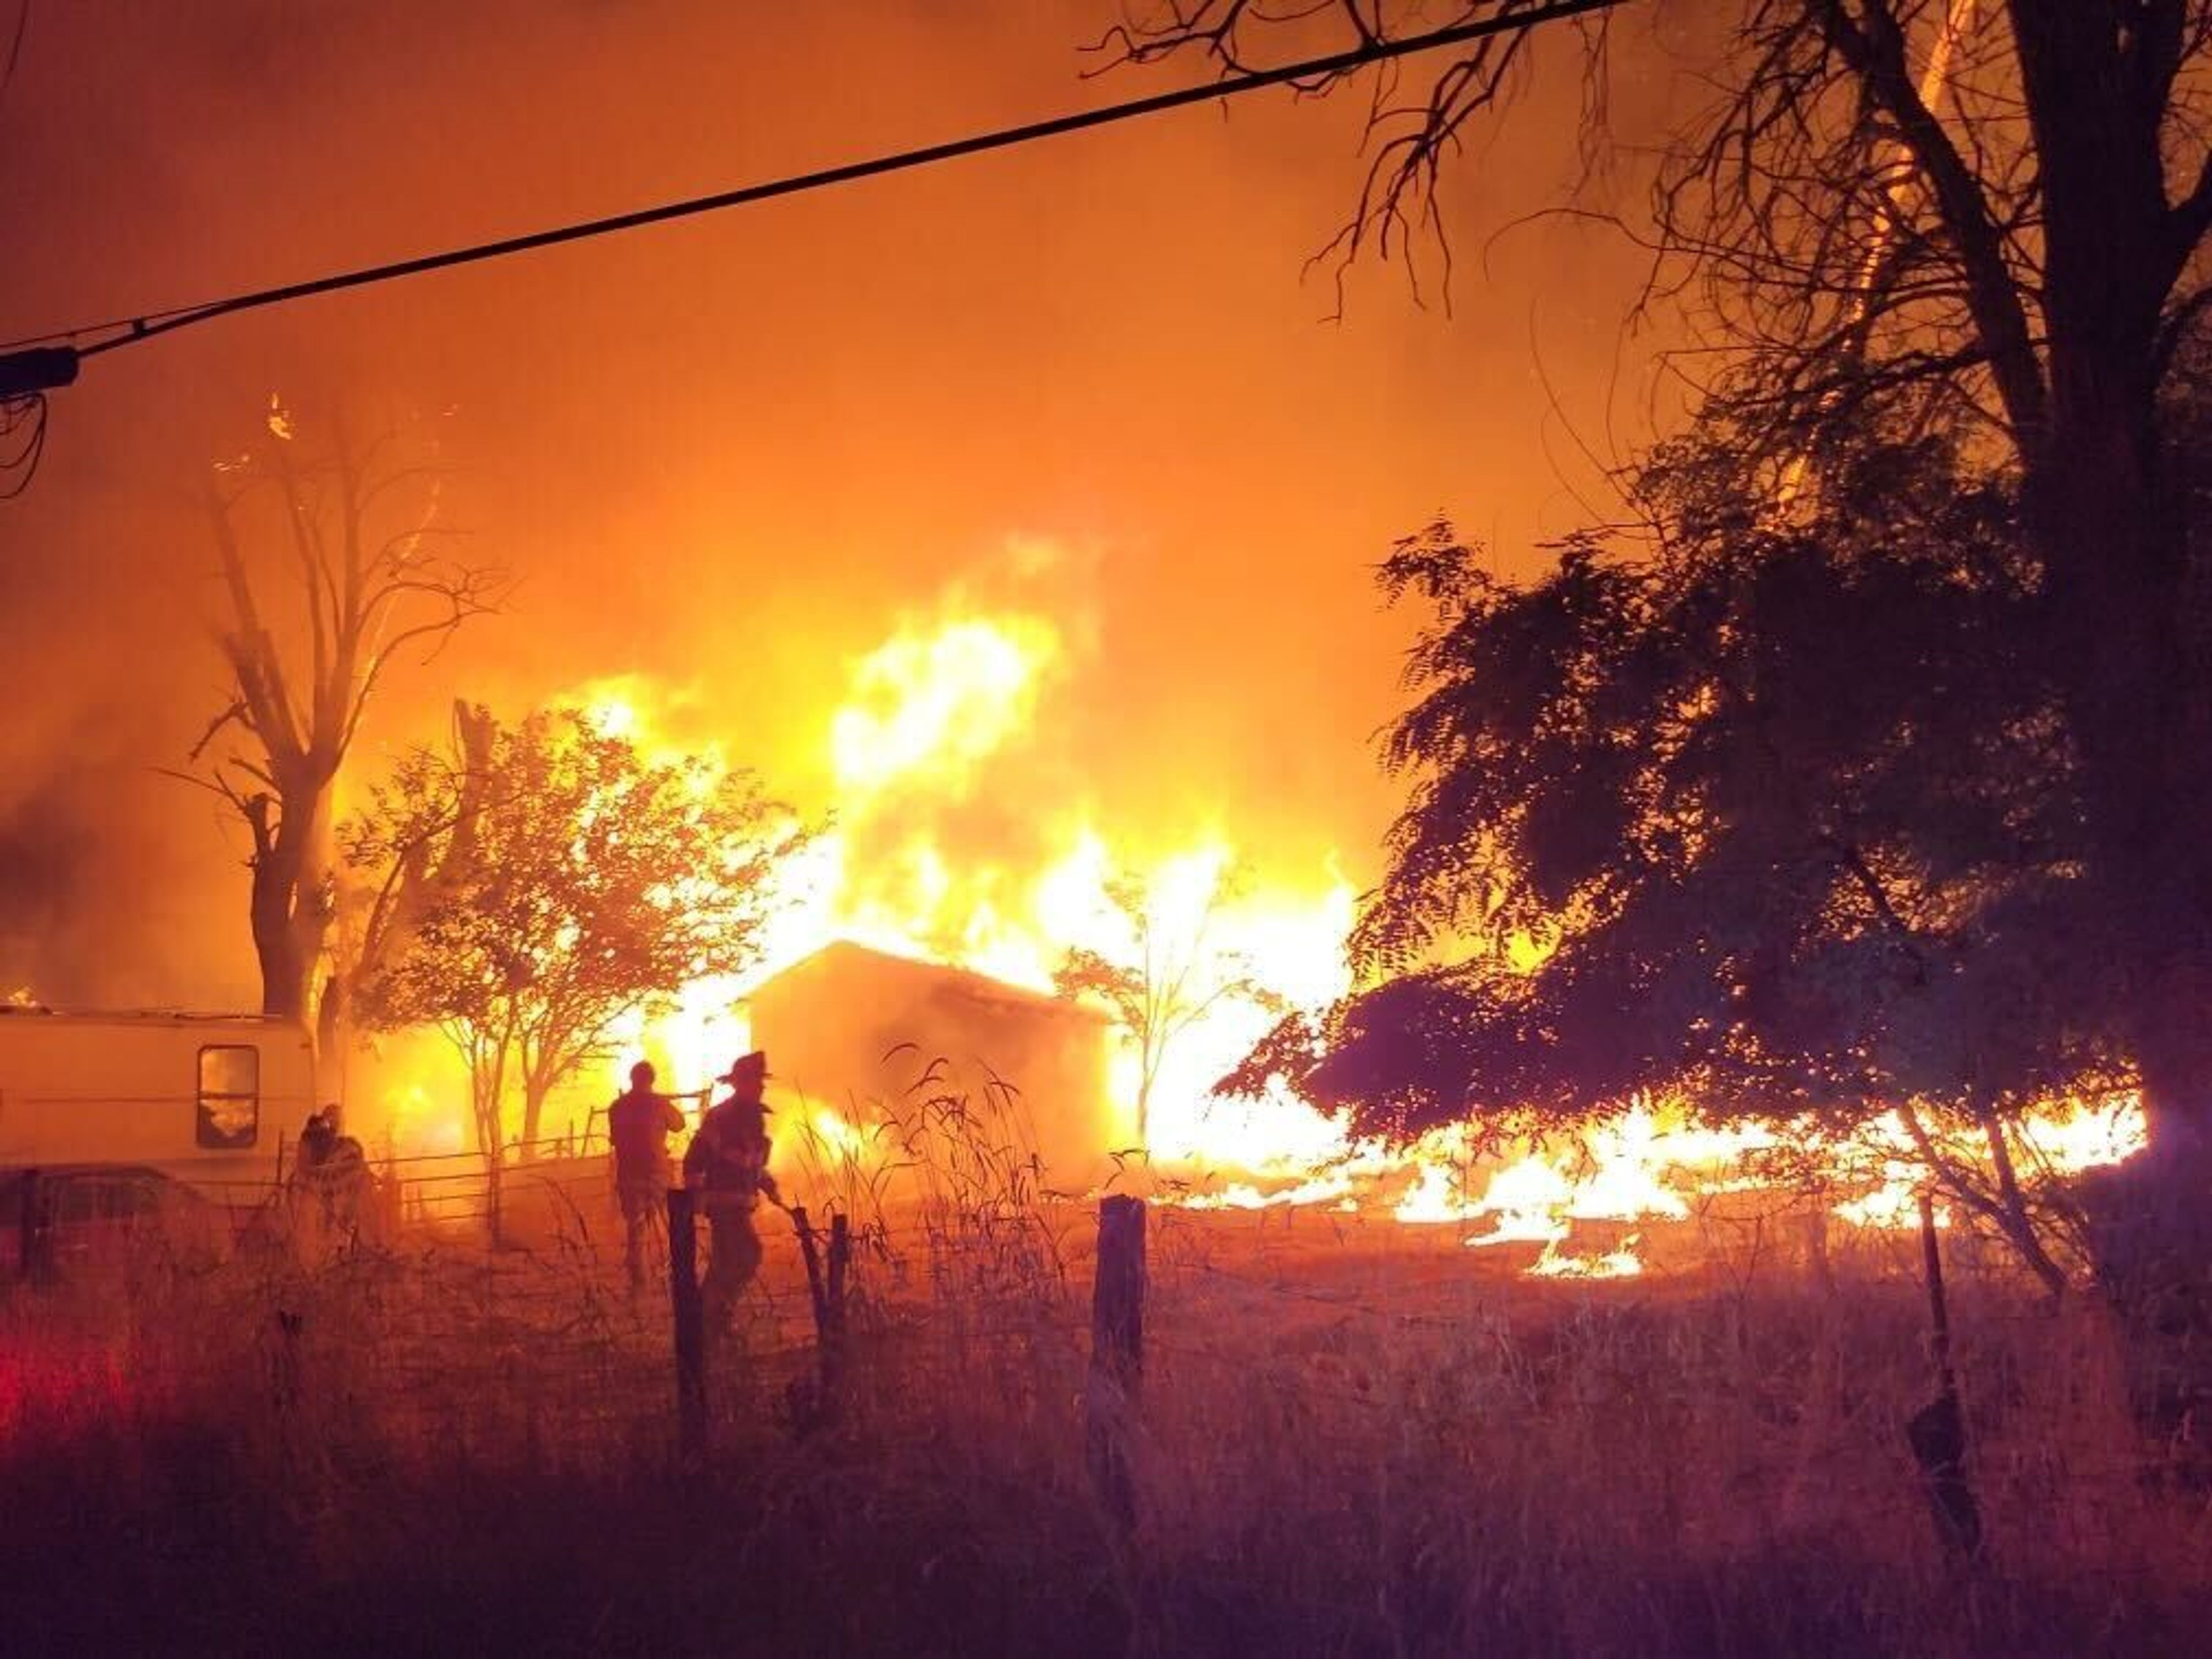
[0,0,1691,1005]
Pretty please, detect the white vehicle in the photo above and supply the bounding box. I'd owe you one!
[0,1006,319,1192]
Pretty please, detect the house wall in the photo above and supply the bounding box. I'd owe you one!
[747,948,1128,1194]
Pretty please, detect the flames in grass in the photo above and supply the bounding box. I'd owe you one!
[1173,1096,2143,1279]
[373,579,2147,1279]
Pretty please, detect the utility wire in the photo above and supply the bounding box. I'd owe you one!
[0,0,29,120]
[5,0,1623,363]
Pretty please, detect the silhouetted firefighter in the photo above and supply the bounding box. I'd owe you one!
[682,1051,784,1337]
[294,1107,370,1238]
[608,1059,685,1291]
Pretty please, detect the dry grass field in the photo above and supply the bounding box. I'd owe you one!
[3,1149,2210,1658]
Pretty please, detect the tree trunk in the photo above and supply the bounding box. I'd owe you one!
[2030,419,2212,1358]
[2021,247,2212,1449]
[471,1040,509,1171]
[2032,407,2212,1169]
[2000,146,2212,1437]
[520,1081,548,1161]
[315,969,346,1062]
[2008,0,2212,1162]
[248,777,335,1030]
[250,857,316,1022]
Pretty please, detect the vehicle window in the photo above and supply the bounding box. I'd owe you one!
[196,1045,260,1150]
[56,1178,134,1222]
[107,1176,164,1218]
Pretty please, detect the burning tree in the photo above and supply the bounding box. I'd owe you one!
[1109,3,2212,1241]
[1055,858,1286,1149]
[184,401,504,1044]
[1225,409,2196,1290]
[347,707,802,1161]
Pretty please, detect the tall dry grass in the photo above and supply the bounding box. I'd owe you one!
[3,1073,2209,1656]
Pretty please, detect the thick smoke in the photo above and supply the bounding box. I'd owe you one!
[0,0,1669,1010]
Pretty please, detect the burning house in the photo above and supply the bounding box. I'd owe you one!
[744,940,1127,1192]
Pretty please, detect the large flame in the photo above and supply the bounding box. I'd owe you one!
[594,603,1359,1171]
[366,586,2147,1281]
[828,615,1062,796]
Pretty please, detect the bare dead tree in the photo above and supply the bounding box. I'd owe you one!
[178,403,505,1046]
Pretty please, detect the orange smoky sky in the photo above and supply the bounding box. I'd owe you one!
[0,0,1696,1005]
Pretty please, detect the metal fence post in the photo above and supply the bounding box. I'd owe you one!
[788,1206,853,1433]
[1907,1191,1983,1560]
[825,1211,851,1407]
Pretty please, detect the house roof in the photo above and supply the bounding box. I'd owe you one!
[748,939,1110,1025]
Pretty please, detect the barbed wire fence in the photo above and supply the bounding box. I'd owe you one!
[6,1060,2156,1584]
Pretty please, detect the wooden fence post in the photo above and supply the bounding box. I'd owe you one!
[668,1186,708,1460]
[18,1166,34,1283]
[1906,1191,1982,1560]
[1088,1194,1146,1531]
[18,1166,54,1286]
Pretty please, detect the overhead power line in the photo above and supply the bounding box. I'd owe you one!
[0,0,1623,378]
[0,2,31,117]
